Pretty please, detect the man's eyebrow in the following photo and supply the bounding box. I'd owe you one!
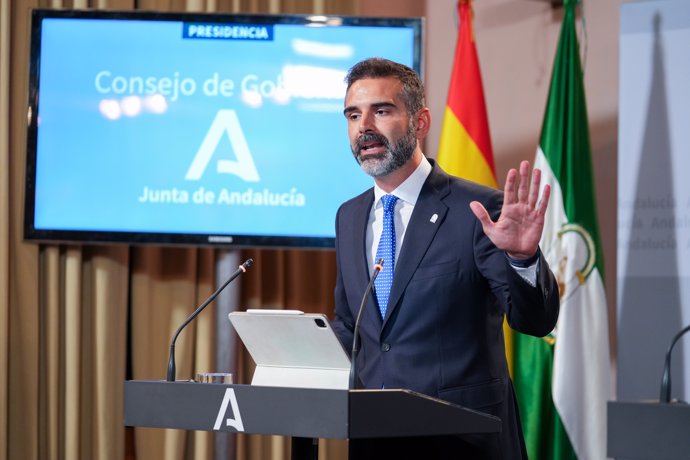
[371,102,397,110]
[343,101,398,116]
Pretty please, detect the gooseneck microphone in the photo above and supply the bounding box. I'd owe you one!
[659,323,690,403]
[348,258,384,390]
[166,258,254,382]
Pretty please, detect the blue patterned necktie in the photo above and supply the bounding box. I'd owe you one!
[374,194,398,318]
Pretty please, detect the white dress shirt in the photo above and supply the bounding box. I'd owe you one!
[366,158,432,272]
[366,156,537,286]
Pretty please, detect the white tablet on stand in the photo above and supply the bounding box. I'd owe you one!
[229,310,351,390]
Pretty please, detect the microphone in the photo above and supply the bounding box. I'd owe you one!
[348,258,384,390]
[659,323,690,403]
[166,258,254,382]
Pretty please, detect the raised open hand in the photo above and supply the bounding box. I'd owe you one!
[469,160,551,259]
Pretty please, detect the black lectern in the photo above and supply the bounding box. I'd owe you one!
[125,380,501,459]
[607,401,690,459]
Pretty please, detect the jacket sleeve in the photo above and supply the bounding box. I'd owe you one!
[503,251,560,337]
[472,190,560,337]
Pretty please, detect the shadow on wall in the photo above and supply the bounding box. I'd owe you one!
[617,13,685,402]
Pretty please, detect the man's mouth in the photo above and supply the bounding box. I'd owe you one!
[356,134,388,157]
[359,141,386,156]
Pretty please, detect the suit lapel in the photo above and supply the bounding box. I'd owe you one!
[348,189,383,323]
[382,164,450,326]
[355,193,374,284]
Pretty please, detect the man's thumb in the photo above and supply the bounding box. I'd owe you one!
[469,201,492,228]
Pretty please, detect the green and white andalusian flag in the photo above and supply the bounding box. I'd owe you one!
[513,1,610,459]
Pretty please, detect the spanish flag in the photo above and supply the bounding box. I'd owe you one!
[436,0,497,189]
[436,1,512,369]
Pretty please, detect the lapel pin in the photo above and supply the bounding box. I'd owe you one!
[430,213,438,223]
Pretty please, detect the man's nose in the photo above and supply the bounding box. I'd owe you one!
[358,111,375,133]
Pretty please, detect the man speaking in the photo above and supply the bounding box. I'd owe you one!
[331,58,560,459]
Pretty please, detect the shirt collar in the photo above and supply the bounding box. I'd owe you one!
[373,156,432,207]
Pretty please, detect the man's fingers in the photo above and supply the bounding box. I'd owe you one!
[538,184,551,215]
[517,160,530,203]
[528,168,541,209]
[470,201,493,228]
[503,168,517,205]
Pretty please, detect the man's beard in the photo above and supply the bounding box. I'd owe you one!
[351,124,417,178]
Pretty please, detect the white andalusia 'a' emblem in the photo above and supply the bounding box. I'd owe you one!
[186,109,260,182]
[213,388,245,432]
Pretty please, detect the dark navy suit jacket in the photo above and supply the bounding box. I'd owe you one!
[332,160,559,459]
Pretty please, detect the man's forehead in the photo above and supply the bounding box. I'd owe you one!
[344,77,403,105]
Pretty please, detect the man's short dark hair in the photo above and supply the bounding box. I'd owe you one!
[345,58,425,116]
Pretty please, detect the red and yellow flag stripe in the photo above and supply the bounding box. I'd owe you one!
[437,0,497,189]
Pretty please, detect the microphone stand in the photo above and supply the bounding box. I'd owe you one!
[348,258,383,390]
[166,258,253,382]
[659,323,690,402]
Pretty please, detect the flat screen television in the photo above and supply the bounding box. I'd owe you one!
[24,9,423,248]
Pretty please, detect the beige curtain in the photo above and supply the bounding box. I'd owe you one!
[0,0,359,459]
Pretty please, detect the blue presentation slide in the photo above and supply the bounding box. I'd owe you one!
[33,17,416,238]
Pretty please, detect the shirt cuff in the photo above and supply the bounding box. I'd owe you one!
[506,251,540,287]
[505,250,540,268]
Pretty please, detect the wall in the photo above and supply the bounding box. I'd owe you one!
[618,0,690,402]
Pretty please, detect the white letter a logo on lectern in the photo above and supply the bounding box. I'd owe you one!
[213,388,245,432]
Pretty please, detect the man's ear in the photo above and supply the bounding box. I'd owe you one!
[414,108,431,139]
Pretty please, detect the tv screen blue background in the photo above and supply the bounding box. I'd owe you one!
[31,14,418,243]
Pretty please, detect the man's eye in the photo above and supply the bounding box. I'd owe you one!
[349,114,360,121]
